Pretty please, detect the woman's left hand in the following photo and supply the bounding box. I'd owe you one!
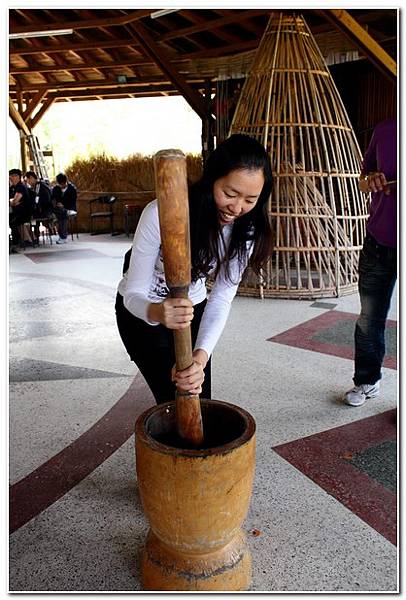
[172,349,208,395]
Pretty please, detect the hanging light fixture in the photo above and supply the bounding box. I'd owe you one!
[150,9,179,19]
[9,29,74,40]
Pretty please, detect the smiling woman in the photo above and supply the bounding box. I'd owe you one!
[115,133,274,406]
[7,96,202,173]
[214,169,264,226]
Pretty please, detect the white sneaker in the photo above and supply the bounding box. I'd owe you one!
[344,382,380,407]
[56,238,67,244]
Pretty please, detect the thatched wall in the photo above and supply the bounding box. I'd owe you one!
[64,153,203,233]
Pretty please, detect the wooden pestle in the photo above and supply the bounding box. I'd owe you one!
[154,149,204,447]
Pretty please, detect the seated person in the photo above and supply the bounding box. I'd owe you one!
[9,168,35,248]
[25,171,53,219]
[25,171,54,242]
[51,173,77,244]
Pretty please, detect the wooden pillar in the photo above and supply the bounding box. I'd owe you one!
[19,130,29,173]
[201,80,215,164]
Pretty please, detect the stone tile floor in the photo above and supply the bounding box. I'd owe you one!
[8,234,398,592]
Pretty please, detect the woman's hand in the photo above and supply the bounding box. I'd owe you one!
[148,297,194,329]
[172,350,208,395]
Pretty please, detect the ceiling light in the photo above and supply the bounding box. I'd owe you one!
[9,28,74,40]
[150,9,179,19]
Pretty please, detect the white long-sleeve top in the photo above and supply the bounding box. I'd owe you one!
[117,199,253,358]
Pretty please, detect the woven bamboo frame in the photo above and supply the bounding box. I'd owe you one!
[230,13,368,298]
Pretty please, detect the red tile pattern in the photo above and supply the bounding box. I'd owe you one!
[268,311,397,369]
[9,373,154,533]
[273,410,397,545]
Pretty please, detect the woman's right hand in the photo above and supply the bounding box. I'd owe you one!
[148,298,194,329]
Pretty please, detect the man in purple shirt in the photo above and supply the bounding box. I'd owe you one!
[345,119,397,406]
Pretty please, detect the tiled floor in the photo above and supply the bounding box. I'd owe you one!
[274,410,397,545]
[8,234,398,592]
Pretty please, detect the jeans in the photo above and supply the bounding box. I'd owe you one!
[353,234,397,385]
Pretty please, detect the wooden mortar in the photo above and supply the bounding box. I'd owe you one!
[135,399,256,591]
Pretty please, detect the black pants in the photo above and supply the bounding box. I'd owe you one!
[54,206,68,239]
[9,208,32,245]
[115,293,212,404]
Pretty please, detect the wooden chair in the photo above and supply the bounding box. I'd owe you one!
[89,195,116,235]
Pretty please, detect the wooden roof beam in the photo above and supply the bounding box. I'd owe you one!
[10,56,152,75]
[48,83,179,99]
[10,37,140,56]
[31,98,55,128]
[9,73,207,93]
[318,9,397,82]
[9,9,152,34]
[22,90,47,120]
[128,21,208,120]
[181,9,243,45]
[158,9,271,42]
[9,97,31,135]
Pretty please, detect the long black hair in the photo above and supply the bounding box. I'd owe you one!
[189,133,273,283]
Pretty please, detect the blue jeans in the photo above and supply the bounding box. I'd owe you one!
[353,235,397,385]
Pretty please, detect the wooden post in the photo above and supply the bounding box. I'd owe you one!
[19,130,28,173]
[202,80,215,164]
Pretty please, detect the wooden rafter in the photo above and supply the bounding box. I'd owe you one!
[31,98,55,128]
[181,10,242,45]
[319,9,397,81]
[8,8,397,107]
[157,9,270,43]
[9,9,152,34]
[10,56,152,75]
[10,37,140,56]
[10,75,181,95]
[9,97,31,135]
[48,83,180,99]
[128,21,208,119]
[22,90,47,120]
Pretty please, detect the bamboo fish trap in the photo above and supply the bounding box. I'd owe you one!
[230,13,368,298]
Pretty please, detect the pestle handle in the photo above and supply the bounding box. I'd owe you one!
[154,149,204,447]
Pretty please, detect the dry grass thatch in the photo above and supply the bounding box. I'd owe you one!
[65,152,203,193]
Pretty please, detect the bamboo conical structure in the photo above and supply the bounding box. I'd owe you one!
[230,13,368,298]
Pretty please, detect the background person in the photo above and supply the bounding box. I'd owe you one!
[25,171,54,242]
[115,134,274,405]
[344,118,397,407]
[25,171,53,220]
[9,168,34,249]
[51,173,77,244]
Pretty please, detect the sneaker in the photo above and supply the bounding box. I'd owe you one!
[56,238,67,244]
[344,382,380,407]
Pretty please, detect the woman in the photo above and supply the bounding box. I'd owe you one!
[116,134,273,404]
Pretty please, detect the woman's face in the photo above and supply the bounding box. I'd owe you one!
[213,168,265,226]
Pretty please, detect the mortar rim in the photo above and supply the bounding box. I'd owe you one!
[135,398,256,457]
